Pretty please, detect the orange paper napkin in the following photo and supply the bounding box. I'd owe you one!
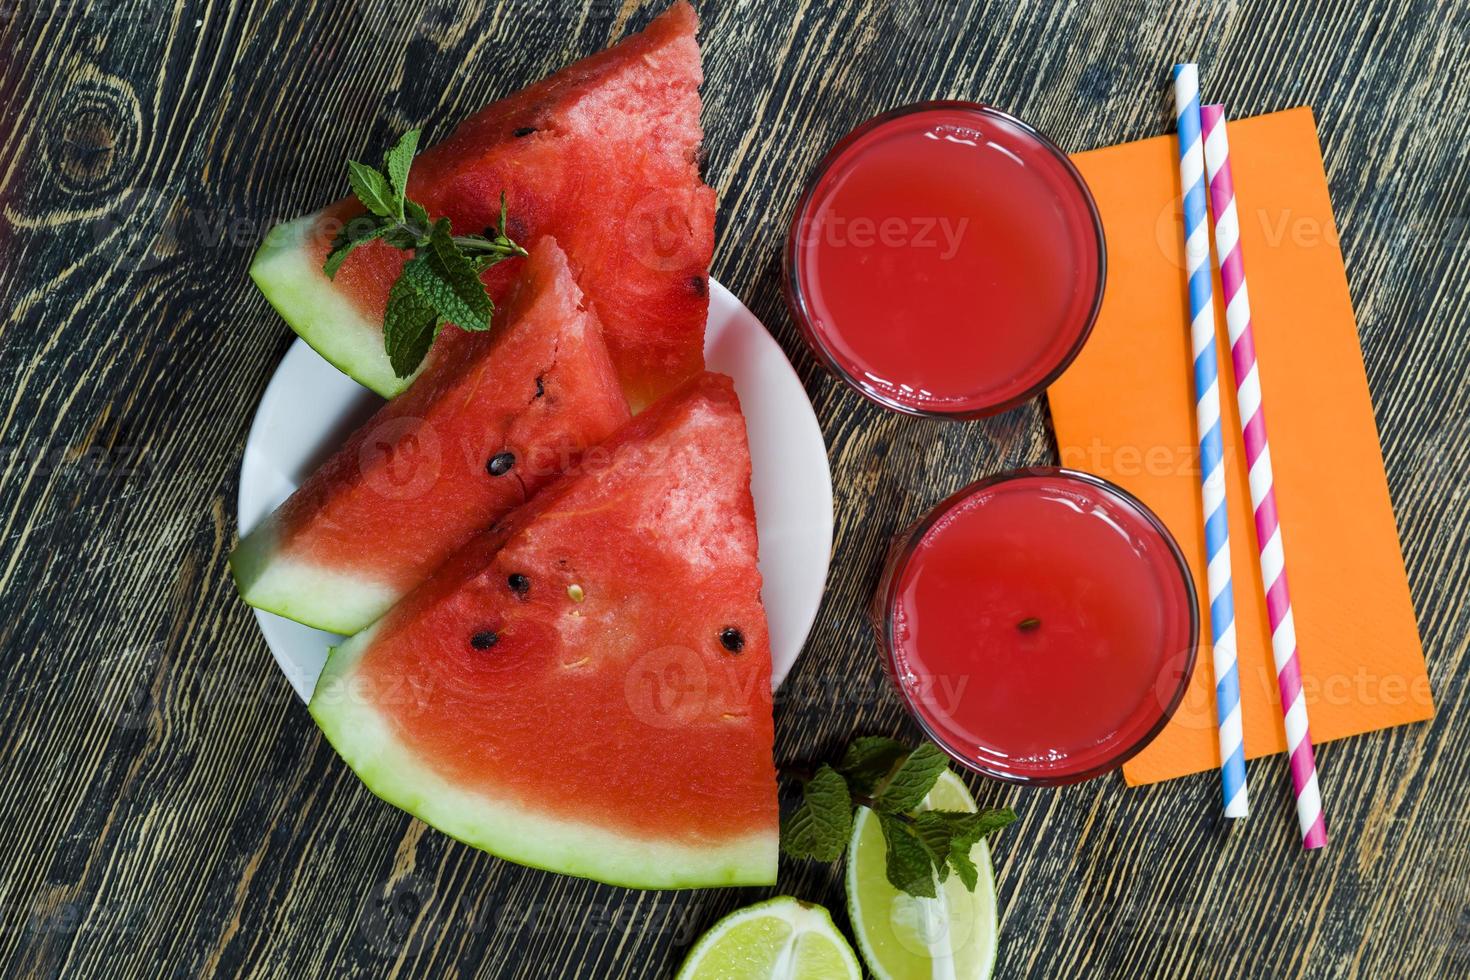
[1051,107,1433,787]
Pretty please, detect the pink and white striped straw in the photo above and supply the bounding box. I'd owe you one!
[1200,103,1327,849]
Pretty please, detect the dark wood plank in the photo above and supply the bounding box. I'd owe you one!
[0,0,1466,977]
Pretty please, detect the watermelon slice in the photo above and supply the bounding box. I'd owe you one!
[309,372,777,889]
[250,1,715,409]
[231,237,630,635]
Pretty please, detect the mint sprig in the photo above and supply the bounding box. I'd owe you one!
[324,129,528,378]
[780,739,1018,900]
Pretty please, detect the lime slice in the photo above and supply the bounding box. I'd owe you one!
[676,895,862,980]
[846,770,999,980]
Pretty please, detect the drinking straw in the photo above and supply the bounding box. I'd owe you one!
[1200,101,1327,850]
[1171,65,1249,820]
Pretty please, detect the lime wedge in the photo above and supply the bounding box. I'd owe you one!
[846,770,999,980]
[676,895,862,980]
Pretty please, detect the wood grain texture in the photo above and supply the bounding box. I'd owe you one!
[0,0,1466,977]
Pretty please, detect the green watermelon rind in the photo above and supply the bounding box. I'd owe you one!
[249,212,418,399]
[229,518,397,636]
[309,628,779,890]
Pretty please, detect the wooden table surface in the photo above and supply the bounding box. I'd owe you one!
[3,1,1467,977]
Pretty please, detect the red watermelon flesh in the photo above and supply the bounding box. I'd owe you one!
[253,1,714,409]
[309,372,777,888]
[230,237,630,635]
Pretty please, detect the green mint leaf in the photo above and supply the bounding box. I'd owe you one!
[877,813,937,899]
[779,765,852,863]
[324,214,389,279]
[347,160,398,220]
[945,807,1016,885]
[838,736,908,770]
[403,199,432,235]
[383,256,440,377]
[963,807,1018,843]
[912,808,1017,892]
[911,810,965,860]
[948,807,1017,890]
[384,128,420,211]
[913,811,977,888]
[412,219,493,331]
[874,743,949,814]
[835,736,909,796]
[948,843,979,890]
[911,809,976,838]
[906,812,962,886]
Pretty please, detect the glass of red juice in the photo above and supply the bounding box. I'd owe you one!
[873,469,1199,784]
[785,102,1105,418]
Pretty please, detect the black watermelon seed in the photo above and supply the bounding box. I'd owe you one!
[689,275,707,297]
[508,573,530,596]
[487,451,516,476]
[513,126,537,137]
[471,630,499,650]
[719,628,745,653]
[534,375,546,398]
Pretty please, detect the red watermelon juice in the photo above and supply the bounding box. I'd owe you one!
[874,469,1198,783]
[785,102,1105,417]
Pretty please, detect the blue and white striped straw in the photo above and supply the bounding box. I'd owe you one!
[1173,63,1248,818]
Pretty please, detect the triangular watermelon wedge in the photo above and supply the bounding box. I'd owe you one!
[309,372,777,889]
[250,1,715,410]
[231,237,630,635]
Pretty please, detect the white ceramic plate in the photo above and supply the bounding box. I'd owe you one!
[238,280,834,701]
